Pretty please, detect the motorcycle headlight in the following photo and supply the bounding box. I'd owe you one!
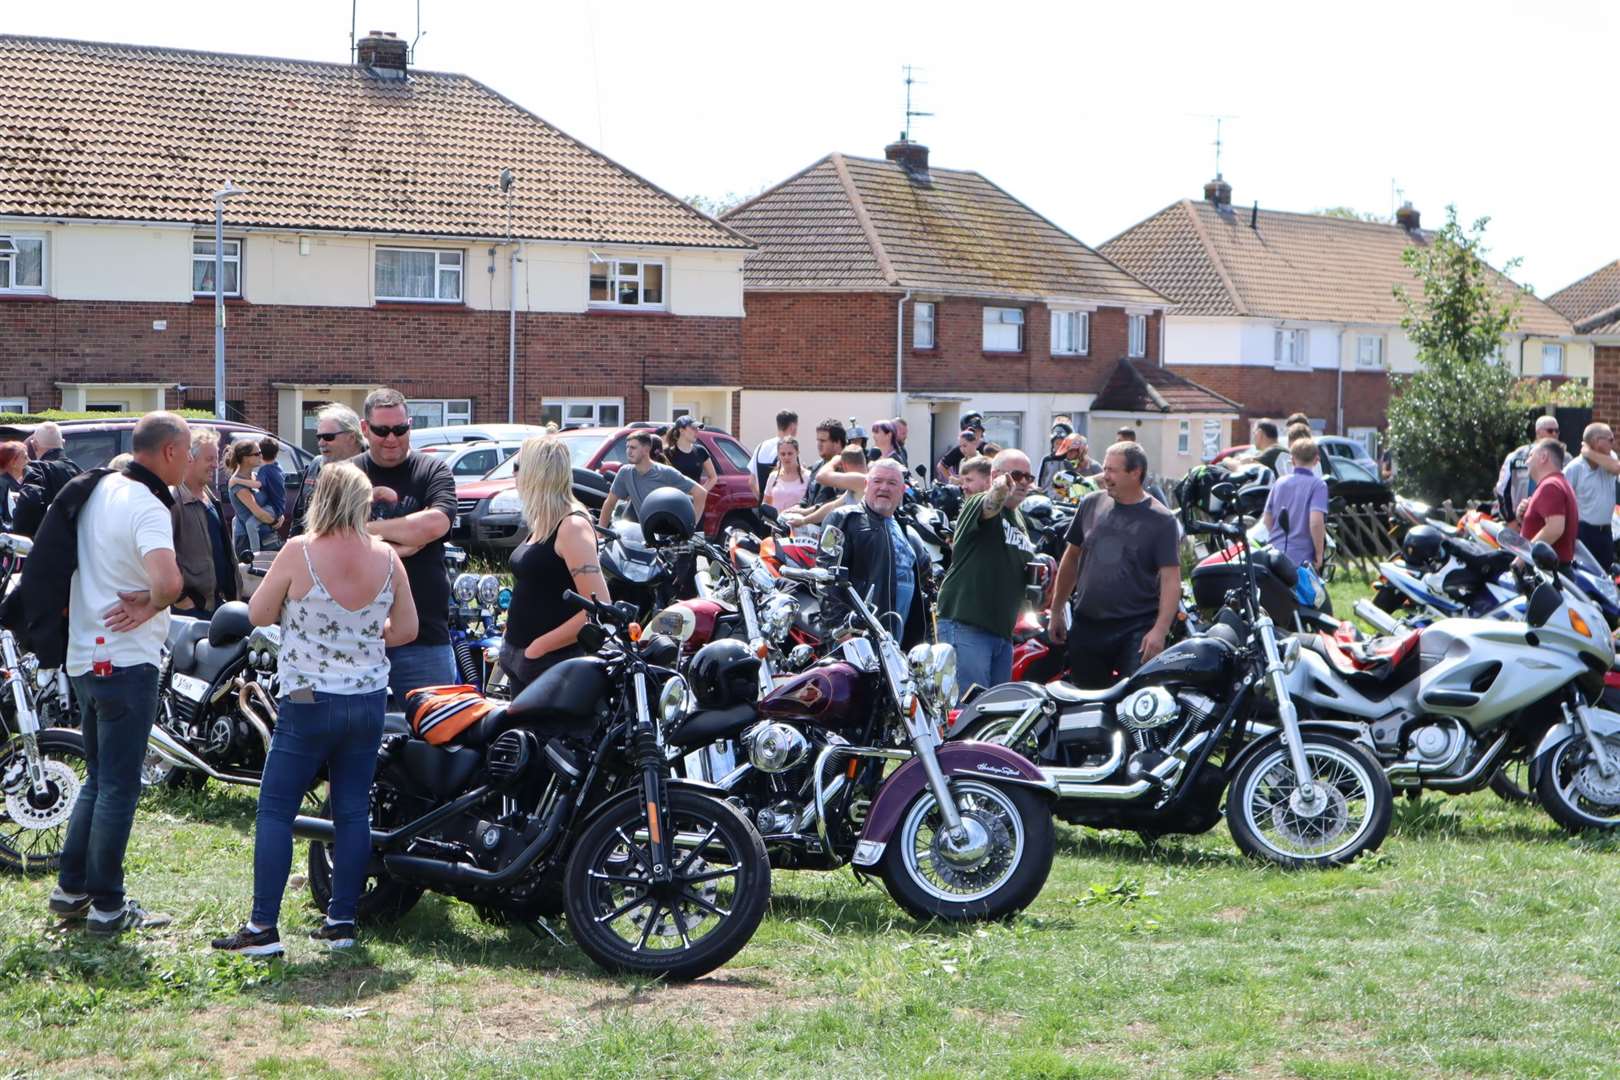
[659,674,695,728]
[477,574,502,608]
[452,573,478,604]
[489,488,523,516]
[907,641,959,707]
[759,594,799,643]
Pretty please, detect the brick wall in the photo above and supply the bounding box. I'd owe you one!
[1594,345,1620,428]
[741,291,1159,395]
[0,299,741,429]
[1169,363,1391,440]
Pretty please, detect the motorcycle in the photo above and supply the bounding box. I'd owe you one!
[0,533,90,873]
[948,487,1394,868]
[292,590,771,980]
[660,525,1056,922]
[448,567,510,693]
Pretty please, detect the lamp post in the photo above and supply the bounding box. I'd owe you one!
[212,180,245,420]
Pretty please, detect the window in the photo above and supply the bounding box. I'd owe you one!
[1202,419,1222,461]
[192,237,242,296]
[589,258,665,308]
[1127,314,1148,358]
[1274,328,1309,369]
[451,447,501,478]
[913,302,936,349]
[0,234,45,293]
[540,399,623,429]
[983,307,1024,353]
[406,398,473,429]
[1542,344,1565,376]
[1347,427,1380,459]
[981,412,1023,451]
[1356,334,1384,369]
[0,397,26,414]
[376,247,463,302]
[1328,457,1379,485]
[714,436,753,472]
[1177,420,1191,454]
[1051,310,1089,356]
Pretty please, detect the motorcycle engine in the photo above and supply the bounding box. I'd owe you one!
[742,721,809,773]
[1119,686,1179,731]
[1406,720,1465,767]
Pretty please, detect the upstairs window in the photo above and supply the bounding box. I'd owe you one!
[1542,344,1565,376]
[376,247,463,302]
[1274,328,1310,369]
[590,258,665,308]
[192,237,242,297]
[983,307,1024,353]
[913,302,936,348]
[1127,314,1148,358]
[1356,334,1384,369]
[0,235,45,293]
[406,398,472,428]
[1051,310,1089,356]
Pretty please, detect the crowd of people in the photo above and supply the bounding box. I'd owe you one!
[1496,415,1618,571]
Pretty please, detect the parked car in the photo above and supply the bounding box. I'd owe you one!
[409,423,550,449]
[1317,435,1377,467]
[420,440,523,490]
[459,425,761,552]
[1210,441,1388,504]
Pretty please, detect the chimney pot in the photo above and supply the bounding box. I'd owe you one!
[884,139,930,182]
[1396,201,1421,231]
[356,30,408,78]
[1203,175,1232,209]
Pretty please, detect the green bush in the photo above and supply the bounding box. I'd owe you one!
[0,408,218,424]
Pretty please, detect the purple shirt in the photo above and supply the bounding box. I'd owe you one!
[1264,466,1329,568]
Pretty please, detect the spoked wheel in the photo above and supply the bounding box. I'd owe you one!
[1534,734,1620,832]
[0,730,88,873]
[564,789,769,981]
[879,779,1053,922]
[1227,733,1391,868]
[1489,756,1533,804]
[140,747,207,793]
[307,786,424,924]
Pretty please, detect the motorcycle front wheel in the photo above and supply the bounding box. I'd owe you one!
[1226,733,1391,868]
[564,789,770,981]
[879,779,1054,922]
[0,729,88,873]
[1534,734,1620,832]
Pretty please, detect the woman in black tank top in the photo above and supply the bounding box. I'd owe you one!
[499,437,613,697]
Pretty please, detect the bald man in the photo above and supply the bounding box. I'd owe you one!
[1497,415,1562,524]
[13,421,83,536]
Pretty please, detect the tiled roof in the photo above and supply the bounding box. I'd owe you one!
[0,35,749,248]
[1100,199,1573,336]
[1091,358,1241,415]
[1547,260,1620,335]
[723,151,1166,305]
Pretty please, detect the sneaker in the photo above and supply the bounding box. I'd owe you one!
[211,923,284,958]
[309,920,357,950]
[47,886,91,920]
[85,899,172,937]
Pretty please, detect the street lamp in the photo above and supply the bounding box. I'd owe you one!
[212,180,246,420]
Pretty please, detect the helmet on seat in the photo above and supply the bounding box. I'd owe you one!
[1401,525,1445,569]
[639,486,697,547]
[688,639,762,708]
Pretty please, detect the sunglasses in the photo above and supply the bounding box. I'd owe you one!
[1003,470,1036,485]
[371,423,412,438]
[315,431,345,443]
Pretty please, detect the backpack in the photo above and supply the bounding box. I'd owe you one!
[1,468,114,668]
[405,684,501,745]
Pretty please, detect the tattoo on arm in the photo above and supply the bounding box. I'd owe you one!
[569,563,601,576]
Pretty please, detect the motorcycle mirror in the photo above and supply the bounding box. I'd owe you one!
[817,524,846,562]
[1530,541,1560,573]
[1526,582,1561,628]
[577,622,609,653]
[758,503,780,522]
[915,464,927,479]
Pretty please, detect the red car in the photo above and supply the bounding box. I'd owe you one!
[459,424,760,551]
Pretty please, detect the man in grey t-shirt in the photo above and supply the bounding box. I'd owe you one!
[1564,421,1620,568]
[598,429,706,527]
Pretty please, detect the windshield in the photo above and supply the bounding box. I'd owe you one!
[1495,525,1532,560]
[1328,457,1378,484]
[482,434,602,479]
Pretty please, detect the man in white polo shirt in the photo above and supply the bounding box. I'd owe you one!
[49,412,189,936]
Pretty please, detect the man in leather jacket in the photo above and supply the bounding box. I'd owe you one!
[818,457,930,648]
[13,422,82,536]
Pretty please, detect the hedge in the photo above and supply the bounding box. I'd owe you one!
[0,409,219,424]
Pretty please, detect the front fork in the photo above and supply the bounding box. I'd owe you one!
[906,695,966,835]
[1,631,47,796]
[1256,617,1320,806]
[1566,699,1619,777]
[633,672,675,882]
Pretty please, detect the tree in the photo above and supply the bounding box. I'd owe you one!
[682,191,754,218]
[1315,206,1391,224]
[1386,206,1527,505]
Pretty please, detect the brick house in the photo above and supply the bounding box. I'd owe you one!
[721,140,1222,475]
[1547,261,1620,427]
[0,34,752,449]
[1100,177,1585,452]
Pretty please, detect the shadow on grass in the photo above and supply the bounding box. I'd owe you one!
[1055,825,1246,868]
[1389,795,1563,844]
[764,887,907,933]
[142,782,260,834]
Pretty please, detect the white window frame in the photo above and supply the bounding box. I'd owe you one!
[192,237,242,298]
[981,411,1024,451]
[1051,310,1089,356]
[1355,334,1384,370]
[1177,420,1191,454]
[541,398,624,429]
[1274,328,1310,370]
[913,302,936,349]
[375,246,464,303]
[0,397,27,414]
[406,398,473,428]
[1542,343,1565,376]
[589,257,667,309]
[1127,314,1148,358]
[1347,426,1380,459]
[983,306,1025,353]
[0,233,46,294]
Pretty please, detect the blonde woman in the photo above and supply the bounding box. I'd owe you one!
[212,462,417,958]
[500,435,612,696]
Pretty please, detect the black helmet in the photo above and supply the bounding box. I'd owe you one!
[689,638,762,708]
[1402,524,1446,569]
[639,486,697,547]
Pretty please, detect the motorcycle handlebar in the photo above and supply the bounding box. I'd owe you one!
[779,565,840,586]
[562,589,636,626]
[1189,520,1243,539]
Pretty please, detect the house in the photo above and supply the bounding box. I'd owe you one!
[720,140,1224,474]
[0,33,752,449]
[1547,260,1620,428]
[1100,177,1585,454]
[1089,358,1244,475]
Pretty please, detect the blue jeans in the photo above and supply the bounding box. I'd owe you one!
[59,664,159,913]
[386,643,456,712]
[937,618,1013,696]
[252,690,386,927]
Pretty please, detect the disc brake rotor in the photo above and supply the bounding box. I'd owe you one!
[5,759,80,831]
[1268,771,1350,845]
[1571,739,1620,803]
[629,857,715,938]
[927,807,1011,891]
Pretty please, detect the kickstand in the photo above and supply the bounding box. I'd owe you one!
[522,917,566,948]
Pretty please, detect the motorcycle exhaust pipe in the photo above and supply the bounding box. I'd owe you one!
[237,681,276,757]
[1353,599,1400,636]
[147,725,262,786]
[290,814,393,848]
[1053,731,1208,799]
[380,794,574,887]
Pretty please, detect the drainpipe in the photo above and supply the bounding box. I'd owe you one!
[507,242,523,423]
[1335,328,1344,435]
[895,291,912,418]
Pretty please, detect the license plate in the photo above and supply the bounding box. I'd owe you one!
[170,673,210,703]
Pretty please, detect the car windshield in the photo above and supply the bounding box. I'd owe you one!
[1328,457,1378,484]
[482,433,601,479]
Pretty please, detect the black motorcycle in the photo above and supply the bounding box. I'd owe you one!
[293,591,771,980]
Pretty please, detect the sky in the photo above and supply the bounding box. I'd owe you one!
[9,0,1616,295]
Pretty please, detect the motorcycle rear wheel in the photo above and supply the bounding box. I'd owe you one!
[1226,733,1391,868]
[1488,759,1533,804]
[0,729,88,874]
[1534,735,1620,832]
[306,790,425,925]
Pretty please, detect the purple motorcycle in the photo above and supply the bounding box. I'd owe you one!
[662,526,1055,922]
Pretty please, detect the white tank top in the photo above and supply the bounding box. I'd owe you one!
[277,543,395,696]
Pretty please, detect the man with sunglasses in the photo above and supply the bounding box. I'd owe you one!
[356,388,455,707]
[936,449,1039,693]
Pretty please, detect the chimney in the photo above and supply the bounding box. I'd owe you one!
[884,134,930,182]
[1395,201,1421,231]
[356,31,408,78]
[1203,175,1232,208]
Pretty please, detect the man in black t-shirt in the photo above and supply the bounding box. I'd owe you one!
[802,418,847,507]
[357,388,458,708]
